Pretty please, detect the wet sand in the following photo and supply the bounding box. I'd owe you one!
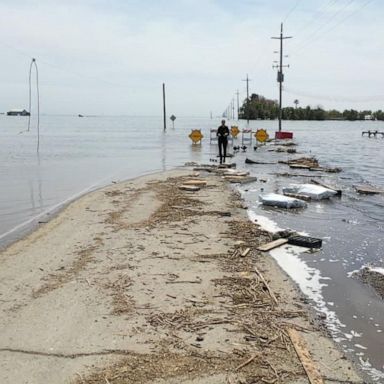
[0,168,363,384]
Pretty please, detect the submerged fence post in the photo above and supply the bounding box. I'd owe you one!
[162,83,166,131]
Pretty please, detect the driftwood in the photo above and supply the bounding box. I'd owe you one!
[273,173,323,178]
[287,328,324,384]
[241,248,251,257]
[289,164,310,170]
[182,179,207,186]
[254,267,278,305]
[235,353,259,371]
[245,158,276,165]
[224,176,258,184]
[257,238,288,252]
[178,185,200,192]
[354,184,384,194]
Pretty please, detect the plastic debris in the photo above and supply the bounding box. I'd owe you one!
[282,184,337,200]
[259,193,307,209]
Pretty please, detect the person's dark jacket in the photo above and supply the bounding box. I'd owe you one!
[217,125,229,138]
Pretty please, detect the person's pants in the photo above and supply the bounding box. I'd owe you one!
[218,137,228,163]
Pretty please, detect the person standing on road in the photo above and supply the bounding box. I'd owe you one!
[217,119,229,164]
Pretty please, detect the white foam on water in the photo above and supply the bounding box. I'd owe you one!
[348,265,384,277]
[359,357,384,382]
[247,210,283,233]
[246,209,384,381]
[370,267,384,275]
[269,244,345,336]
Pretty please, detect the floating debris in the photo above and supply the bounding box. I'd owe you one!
[259,193,307,209]
[282,184,337,200]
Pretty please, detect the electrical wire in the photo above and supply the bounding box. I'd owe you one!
[283,0,303,22]
[291,0,357,55]
[315,0,374,38]
[284,86,384,103]
[293,0,373,55]
[290,0,339,45]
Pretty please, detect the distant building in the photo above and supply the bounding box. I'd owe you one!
[7,109,30,116]
[364,114,374,121]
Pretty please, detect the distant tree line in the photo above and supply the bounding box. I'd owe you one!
[238,93,384,121]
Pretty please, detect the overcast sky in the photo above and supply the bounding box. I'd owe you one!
[0,0,381,116]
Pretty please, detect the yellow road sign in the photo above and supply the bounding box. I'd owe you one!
[231,126,240,138]
[189,129,203,143]
[255,129,269,142]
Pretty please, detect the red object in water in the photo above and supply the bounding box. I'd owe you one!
[275,131,293,139]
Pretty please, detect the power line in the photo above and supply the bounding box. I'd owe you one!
[290,0,339,43]
[291,0,357,55]
[0,39,133,89]
[293,0,373,55]
[283,0,303,22]
[313,0,374,39]
[284,86,384,103]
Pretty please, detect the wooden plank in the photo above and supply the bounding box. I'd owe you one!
[223,171,249,177]
[254,267,278,305]
[257,238,288,252]
[289,164,311,169]
[178,185,200,192]
[354,184,384,194]
[287,328,324,384]
[183,179,207,186]
[224,176,258,184]
[241,248,251,257]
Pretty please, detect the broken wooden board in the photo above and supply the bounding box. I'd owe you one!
[241,248,251,257]
[245,158,276,165]
[257,238,288,252]
[179,185,200,192]
[310,179,342,196]
[254,266,278,305]
[223,171,249,177]
[287,328,324,384]
[193,167,213,172]
[223,176,258,184]
[289,164,311,170]
[182,179,207,186]
[354,184,384,194]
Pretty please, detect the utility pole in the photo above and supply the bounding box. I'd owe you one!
[231,98,235,121]
[271,23,292,132]
[236,90,240,120]
[242,74,251,124]
[162,83,166,131]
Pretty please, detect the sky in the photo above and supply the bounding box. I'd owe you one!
[0,0,382,116]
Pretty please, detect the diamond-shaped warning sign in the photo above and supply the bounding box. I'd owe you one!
[230,126,240,138]
[255,129,269,142]
[189,129,203,144]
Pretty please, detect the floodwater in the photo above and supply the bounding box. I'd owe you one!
[1,115,384,381]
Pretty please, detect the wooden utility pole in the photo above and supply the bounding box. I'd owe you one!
[271,23,292,132]
[162,83,166,131]
[236,90,240,120]
[242,74,251,124]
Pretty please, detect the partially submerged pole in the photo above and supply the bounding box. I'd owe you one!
[162,83,166,131]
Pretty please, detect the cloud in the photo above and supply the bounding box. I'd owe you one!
[0,0,382,114]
